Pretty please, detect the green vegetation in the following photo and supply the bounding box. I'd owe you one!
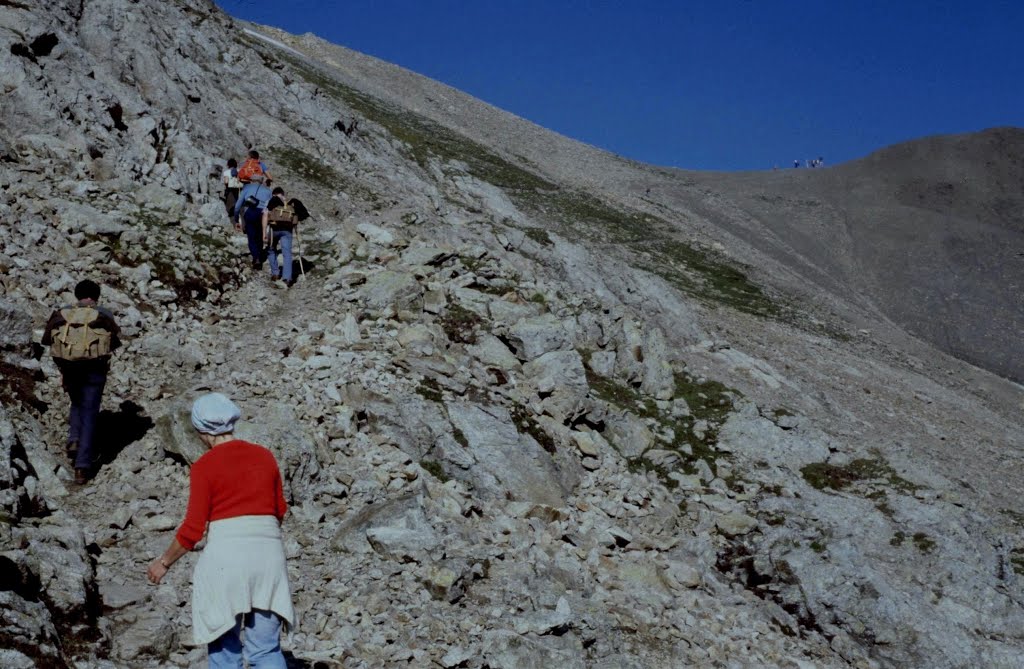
[415,378,444,403]
[268,146,343,189]
[523,227,553,247]
[278,51,553,190]
[1011,548,1024,576]
[509,404,556,454]
[451,426,469,449]
[890,531,906,547]
[800,458,920,494]
[439,303,485,345]
[912,532,936,554]
[420,459,450,483]
[585,366,738,481]
[261,34,829,327]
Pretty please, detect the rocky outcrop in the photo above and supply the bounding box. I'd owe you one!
[0,0,1021,667]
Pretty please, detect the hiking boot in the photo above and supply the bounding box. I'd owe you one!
[271,274,281,281]
[286,278,296,288]
[66,440,78,459]
[74,468,90,485]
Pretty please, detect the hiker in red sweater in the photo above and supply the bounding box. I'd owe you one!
[146,393,294,668]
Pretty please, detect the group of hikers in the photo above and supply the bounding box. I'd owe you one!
[221,149,308,287]
[44,281,294,666]
[41,147,311,664]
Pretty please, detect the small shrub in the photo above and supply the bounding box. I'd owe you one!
[420,459,449,483]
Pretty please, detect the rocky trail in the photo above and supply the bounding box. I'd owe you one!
[2,1,1023,667]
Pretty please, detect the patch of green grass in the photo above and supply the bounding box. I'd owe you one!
[674,371,735,425]
[912,532,936,554]
[415,378,444,403]
[528,292,547,306]
[458,255,487,274]
[800,458,920,494]
[509,404,556,454]
[451,426,469,449]
[890,531,906,547]
[585,367,738,478]
[523,227,553,247]
[809,538,827,553]
[420,459,449,483]
[1011,549,1024,576]
[279,53,553,190]
[268,146,344,190]
[626,457,679,490]
[439,303,485,345]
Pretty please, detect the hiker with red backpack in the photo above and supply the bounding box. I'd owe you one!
[236,149,273,187]
[41,280,121,484]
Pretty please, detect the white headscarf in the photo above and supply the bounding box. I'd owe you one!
[190,393,241,435]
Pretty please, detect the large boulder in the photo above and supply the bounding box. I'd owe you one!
[0,299,32,349]
[358,270,423,312]
[506,314,570,361]
[445,402,567,507]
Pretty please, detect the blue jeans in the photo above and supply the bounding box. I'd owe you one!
[267,229,293,281]
[243,210,265,263]
[62,365,106,470]
[208,610,286,669]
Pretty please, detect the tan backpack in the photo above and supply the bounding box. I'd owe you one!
[268,203,297,228]
[50,306,112,361]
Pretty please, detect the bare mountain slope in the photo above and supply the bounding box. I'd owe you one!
[1,2,1023,668]
[675,129,1024,382]
[257,26,1023,382]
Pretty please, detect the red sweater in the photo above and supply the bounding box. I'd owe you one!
[175,440,288,550]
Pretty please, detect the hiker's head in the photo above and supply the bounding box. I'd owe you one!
[74,280,101,302]
[272,187,284,196]
[227,158,237,168]
[191,393,241,446]
[248,149,260,160]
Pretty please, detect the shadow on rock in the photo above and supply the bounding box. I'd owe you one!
[291,256,316,277]
[95,400,153,467]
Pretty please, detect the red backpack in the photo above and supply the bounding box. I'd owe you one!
[236,157,264,183]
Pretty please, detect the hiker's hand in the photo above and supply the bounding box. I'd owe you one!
[146,558,168,585]
[234,222,242,232]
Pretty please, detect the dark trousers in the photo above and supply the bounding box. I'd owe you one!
[63,366,107,470]
[224,188,240,222]
[244,215,265,264]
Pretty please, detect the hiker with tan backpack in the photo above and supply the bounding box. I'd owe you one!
[41,280,121,484]
[262,186,300,287]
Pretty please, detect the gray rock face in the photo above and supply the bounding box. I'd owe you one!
[0,1,1021,667]
[446,402,567,506]
[0,299,32,349]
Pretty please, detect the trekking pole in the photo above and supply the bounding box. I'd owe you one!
[296,226,306,279]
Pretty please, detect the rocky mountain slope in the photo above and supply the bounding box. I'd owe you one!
[1,1,1022,667]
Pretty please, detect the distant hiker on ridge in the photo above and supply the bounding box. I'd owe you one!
[42,280,121,484]
[263,186,300,287]
[222,158,243,224]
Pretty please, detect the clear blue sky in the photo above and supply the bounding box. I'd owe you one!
[216,0,1024,171]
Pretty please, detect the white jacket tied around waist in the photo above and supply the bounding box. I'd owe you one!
[191,514,295,644]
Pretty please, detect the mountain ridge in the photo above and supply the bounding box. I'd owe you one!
[1,1,1021,667]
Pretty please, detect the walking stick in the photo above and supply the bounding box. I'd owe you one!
[296,225,306,279]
